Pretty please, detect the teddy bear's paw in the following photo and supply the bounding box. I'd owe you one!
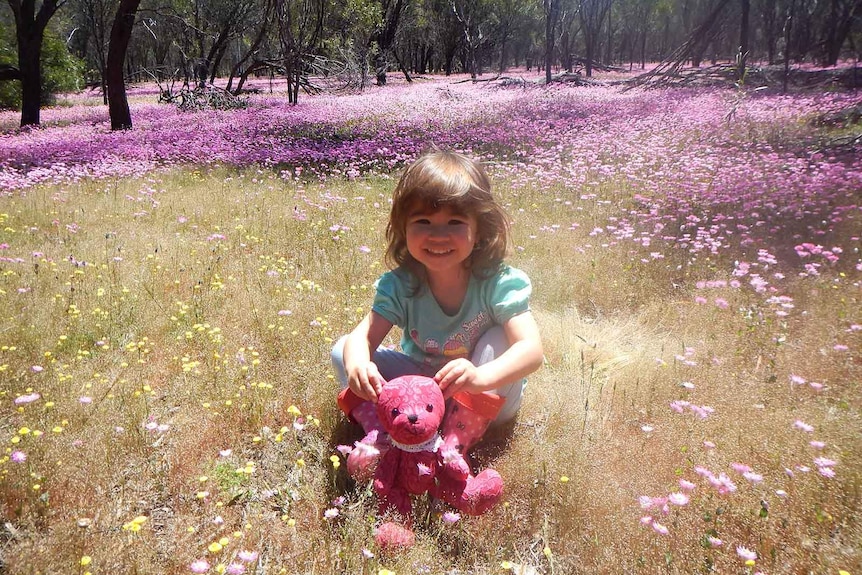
[439,445,470,479]
[374,521,416,550]
[347,438,385,481]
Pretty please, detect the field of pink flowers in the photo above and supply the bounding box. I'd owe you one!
[1,75,860,574]
[3,77,861,271]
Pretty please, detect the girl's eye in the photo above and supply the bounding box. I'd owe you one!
[448,220,467,226]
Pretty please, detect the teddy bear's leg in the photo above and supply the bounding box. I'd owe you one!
[437,392,506,515]
[455,469,504,515]
[378,485,413,520]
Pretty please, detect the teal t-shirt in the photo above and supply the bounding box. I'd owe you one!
[372,265,532,369]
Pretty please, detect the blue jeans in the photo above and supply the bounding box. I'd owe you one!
[331,325,525,423]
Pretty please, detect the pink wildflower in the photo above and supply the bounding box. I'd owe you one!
[442,511,460,524]
[793,420,814,432]
[189,560,210,573]
[818,467,836,478]
[14,392,40,405]
[743,471,764,483]
[736,546,757,562]
[668,492,689,506]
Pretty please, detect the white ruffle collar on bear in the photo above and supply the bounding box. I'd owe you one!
[388,433,443,453]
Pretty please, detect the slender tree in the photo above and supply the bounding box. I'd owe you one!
[451,0,490,79]
[106,0,140,129]
[74,0,111,104]
[580,0,613,76]
[7,0,67,126]
[543,0,560,83]
[820,0,861,66]
[275,0,325,104]
[370,0,408,85]
[737,0,749,80]
[225,0,275,94]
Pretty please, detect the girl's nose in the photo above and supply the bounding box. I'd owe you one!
[427,224,448,237]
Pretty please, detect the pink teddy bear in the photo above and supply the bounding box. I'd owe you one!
[338,375,504,549]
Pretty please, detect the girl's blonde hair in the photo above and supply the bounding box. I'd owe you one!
[385,149,510,284]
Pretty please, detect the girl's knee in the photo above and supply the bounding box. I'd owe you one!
[493,380,525,424]
[331,335,349,387]
[472,325,509,366]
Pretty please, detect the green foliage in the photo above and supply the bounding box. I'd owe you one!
[0,28,84,110]
[41,31,85,105]
[0,17,18,110]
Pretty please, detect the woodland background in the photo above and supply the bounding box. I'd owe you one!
[1,0,861,128]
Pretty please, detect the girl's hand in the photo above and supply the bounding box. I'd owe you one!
[435,358,484,398]
[347,361,386,403]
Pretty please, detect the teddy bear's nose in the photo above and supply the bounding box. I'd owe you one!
[407,414,419,424]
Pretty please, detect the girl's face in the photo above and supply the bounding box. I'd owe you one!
[404,204,477,278]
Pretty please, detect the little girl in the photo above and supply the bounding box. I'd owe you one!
[332,148,543,487]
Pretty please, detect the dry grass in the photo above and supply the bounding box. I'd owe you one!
[0,164,859,575]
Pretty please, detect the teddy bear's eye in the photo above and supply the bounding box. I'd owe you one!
[391,408,400,418]
[426,404,434,412]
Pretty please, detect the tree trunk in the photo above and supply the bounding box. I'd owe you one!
[10,0,65,127]
[783,0,795,93]
[545,0,557,84]
[106,0,141,130]
[17,35,43,126]
[227,0,274,94]
[738,0,750,81]
[498,26,508,74]
[822,0,861,66]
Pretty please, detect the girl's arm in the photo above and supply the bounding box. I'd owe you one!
[436,311,544,398]
[343,311,394,403]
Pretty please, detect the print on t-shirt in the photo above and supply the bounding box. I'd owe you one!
[412,311,492,364]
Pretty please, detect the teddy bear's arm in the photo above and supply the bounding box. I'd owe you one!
[373,448,400,496]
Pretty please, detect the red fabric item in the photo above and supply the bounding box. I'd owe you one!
[337,387,364,418]
[451,390,505,420]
